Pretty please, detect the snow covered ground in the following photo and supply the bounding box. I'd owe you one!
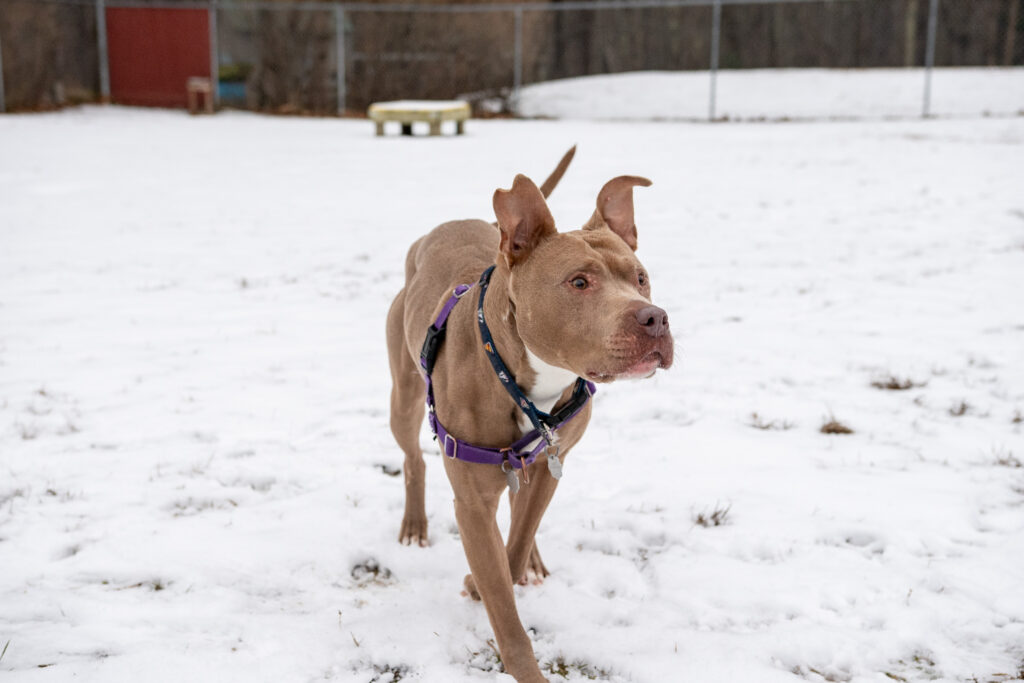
[1,96,1023,683]
[516,67,1024,121]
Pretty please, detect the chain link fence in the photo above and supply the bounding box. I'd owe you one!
[1,0,1021,116]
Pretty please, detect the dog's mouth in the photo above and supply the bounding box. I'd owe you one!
[586,348,671,383]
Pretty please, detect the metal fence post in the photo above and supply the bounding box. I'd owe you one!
[709,0,721,121]
[335,4,346,115]
[513,7,523,109]
[96,0,110,102]
[0,31,6,113]
[209,0,219,108]
[922,0,938,117]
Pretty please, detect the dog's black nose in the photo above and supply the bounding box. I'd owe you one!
[635,305,669,337]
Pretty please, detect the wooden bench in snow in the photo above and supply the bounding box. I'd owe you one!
[368,100,470,137]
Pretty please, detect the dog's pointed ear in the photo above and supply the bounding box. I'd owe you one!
[493,174,557,267]
[584,175,652,251]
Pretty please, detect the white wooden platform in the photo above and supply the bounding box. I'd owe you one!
[367,100,471,137]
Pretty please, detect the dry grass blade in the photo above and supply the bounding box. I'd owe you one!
[749,412,795,431]
[693,503,732,528]
[821,417,854,434]
[871,375,925,391]
[993,448,1022,469]
[949,401,971,417]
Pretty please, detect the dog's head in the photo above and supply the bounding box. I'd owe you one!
[493,174,673,383]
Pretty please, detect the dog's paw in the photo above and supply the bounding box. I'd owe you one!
[461,573,482,601]
[524,544,550,583]
[518,567,547,586]
[398,516,429,547]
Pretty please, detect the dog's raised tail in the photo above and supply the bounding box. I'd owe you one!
[539,145,577,199]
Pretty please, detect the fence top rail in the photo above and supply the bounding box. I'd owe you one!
[3,0,869,14]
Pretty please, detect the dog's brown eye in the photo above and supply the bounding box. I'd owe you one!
[638,272,647,287]
[571,277,588,290]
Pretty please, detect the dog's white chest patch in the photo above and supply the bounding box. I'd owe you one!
[517,347,578,435]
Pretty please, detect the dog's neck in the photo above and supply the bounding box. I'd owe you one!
[481,264,578,423]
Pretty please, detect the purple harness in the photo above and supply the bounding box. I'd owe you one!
[419,266,595,484]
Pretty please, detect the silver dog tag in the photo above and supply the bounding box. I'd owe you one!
[547,453,562,480]
[505,468,520,494]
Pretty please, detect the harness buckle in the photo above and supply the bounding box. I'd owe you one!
[420,324,446,375]
[443,433,458,459]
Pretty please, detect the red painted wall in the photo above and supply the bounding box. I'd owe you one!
[106,8,210,108]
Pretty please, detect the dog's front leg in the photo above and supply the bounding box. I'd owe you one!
[446,461,548,683]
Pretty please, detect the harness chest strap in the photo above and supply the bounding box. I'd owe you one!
[418,267,595,479]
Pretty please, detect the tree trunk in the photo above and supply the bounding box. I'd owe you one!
[1005,0,1020,65]
[904,0,919,66]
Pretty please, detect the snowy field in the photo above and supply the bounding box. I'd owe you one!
[516,67,1024,121]
[2,90,1024,682]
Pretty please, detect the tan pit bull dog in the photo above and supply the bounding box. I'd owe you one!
[385,148,673,682]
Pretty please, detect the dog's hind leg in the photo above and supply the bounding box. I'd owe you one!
[505,467,560,586]
[523,543,549,584]
[387,289,429,547]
